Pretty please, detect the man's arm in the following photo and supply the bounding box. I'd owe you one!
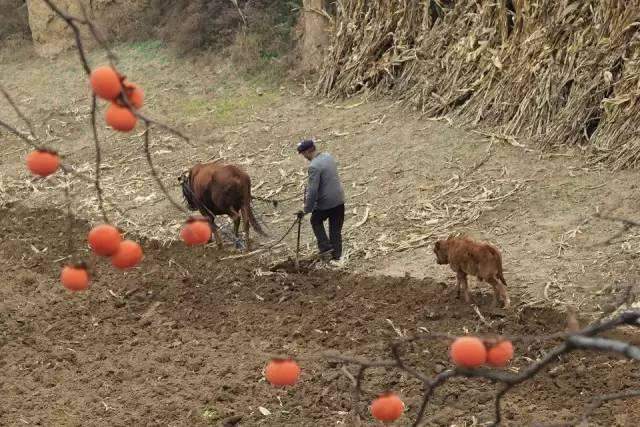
[304,165,321,213]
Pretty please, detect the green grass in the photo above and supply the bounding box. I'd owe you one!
[119,39,169,64]
[129,39,164,55]
[178,83,280,125]
[201,406,221,423]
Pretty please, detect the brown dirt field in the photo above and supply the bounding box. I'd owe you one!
[1,205,639,426]
[1,43,640,426]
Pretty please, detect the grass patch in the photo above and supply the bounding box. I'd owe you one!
[201,406,220,423]
[129,39,164,55]
[178,83,280,126]
[119,39,169,64]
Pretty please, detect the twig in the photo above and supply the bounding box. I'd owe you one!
[325,310,640,426]
[142,124,188,214]
[90,93,109,223]
[578,389,640,426]
[0,84,37,137]
[62,173,75,257]
[591,213,640,246]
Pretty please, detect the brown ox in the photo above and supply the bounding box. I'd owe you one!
[179,162,266,251]
[433,236,510,309]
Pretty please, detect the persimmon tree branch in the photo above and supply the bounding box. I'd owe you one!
[578,389,640,426]
[326,310,640,426]
[592,212,640,246]
[0,0,202,265]
[0,84,95,184]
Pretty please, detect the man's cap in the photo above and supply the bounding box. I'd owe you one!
[297,139,315,153]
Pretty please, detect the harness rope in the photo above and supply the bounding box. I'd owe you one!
[252,193,300,206]
[262,216,300,251]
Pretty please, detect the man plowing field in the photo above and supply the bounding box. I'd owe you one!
[296,139,345,263]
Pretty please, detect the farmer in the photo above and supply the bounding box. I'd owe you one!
[296,139,345,262]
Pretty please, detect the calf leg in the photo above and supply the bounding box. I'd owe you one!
[488,277,510,309]
[456,271,470,303]
[458,271,471,304]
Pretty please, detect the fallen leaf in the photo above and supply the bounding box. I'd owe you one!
[258,406,271,416]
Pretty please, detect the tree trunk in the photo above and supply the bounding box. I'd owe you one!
[298,0,329,73]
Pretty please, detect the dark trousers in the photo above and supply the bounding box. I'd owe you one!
[310,204,345,260]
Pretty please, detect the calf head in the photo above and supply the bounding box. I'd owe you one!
[433,239,450,265]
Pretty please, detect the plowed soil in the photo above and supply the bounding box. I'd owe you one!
[1,205,638,426]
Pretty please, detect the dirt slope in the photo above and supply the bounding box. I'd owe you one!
[1,43,639,426]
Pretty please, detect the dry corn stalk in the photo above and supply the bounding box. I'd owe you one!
[317,0,640,170]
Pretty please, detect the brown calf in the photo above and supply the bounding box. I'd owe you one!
[179,162,266,251]
[433,236,510,309]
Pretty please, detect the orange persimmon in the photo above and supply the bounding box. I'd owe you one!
[88,224,122,256]
[371,393,405,422]
[450,336,487,368]
[111,240,143,269]
[180,218,211,246]
[122,81,144,109]
[26,149,60,177]
[90,66,122,100]
[487,340,514,367]
[265,359,300,386]
[105,103,137,132]
[60,264,89,291]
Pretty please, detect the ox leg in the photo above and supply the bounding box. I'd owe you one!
[209,221,223,250]
[233,216,242,250]
[230,209,244,251]
[233,216,240,237]
[243,213,251,252]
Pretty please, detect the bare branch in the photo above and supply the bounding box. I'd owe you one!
[567,335,640,359]
[323,310,640,426]
[0,84,37,138]
[90,94,109,223]
[142,123,189,214]
[578,389,640,426]
[592,212,640,246]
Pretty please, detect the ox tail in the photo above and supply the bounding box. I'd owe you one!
[243,203,267,236]
[180,172,198,211]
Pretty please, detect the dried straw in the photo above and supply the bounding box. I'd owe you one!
[317,0,640,170]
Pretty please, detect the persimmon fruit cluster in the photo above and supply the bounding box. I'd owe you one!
[449,336,514,368]
[90,66,144,132]
[87,224,143,269]
[60,225,144,291]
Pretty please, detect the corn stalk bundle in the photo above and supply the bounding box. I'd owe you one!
[317,0,640,169]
